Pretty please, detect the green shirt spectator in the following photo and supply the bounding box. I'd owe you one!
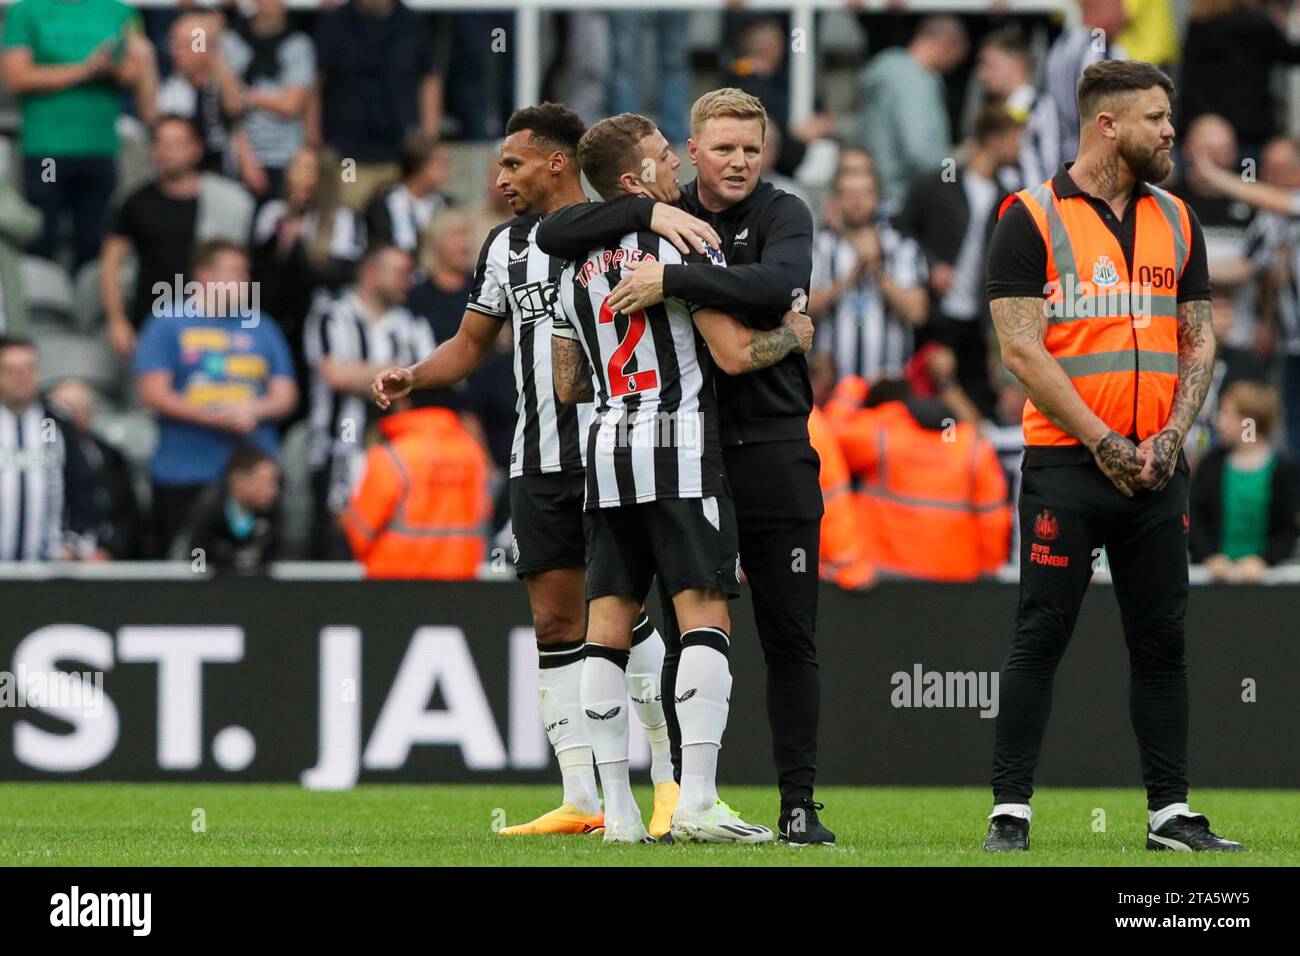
[2,0,142,158]
[2,0,153,268]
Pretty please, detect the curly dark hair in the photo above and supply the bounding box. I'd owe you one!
[505,102,586,158]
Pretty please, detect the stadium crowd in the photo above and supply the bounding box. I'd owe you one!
[0,0,1298,581]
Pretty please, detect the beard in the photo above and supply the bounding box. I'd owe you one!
[1118,134,1174,184]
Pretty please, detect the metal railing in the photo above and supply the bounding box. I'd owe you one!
[0,0,1074,125]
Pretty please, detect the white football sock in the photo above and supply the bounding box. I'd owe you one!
[627,614,674,785]
[581,647,636,819]
[990,803,1032,822]
[674,631,732,813]
[537,640,598,813]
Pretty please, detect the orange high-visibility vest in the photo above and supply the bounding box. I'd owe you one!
[835,401,1011,581]
[808,405,876,590]
[340,408,490,579]
[999,178,1192,446]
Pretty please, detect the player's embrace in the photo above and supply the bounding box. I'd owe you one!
[551,113,812,843]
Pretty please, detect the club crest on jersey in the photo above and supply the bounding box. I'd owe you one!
[703,243,728,267]
[1091,255,1119,287]
[509,280,559,324]
[1034,509,1060,541]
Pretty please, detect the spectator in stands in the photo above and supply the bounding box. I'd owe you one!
[1190,380,1299,581]
[173,442,281,575]
[133,240,297,557]
[808,166,928,382]
[466,161,517,241]
[340,394,489,579]
[251,144,364,419]
[1118,0,1180,70]
[761,123,811,208]
[466,322,516,538]
[608,11,691,145]
[1171,115,1268,388]
[856,15,968,208]
[0,337,94,561]
[406,209,474,404]
[102,115,255,359]
[0,151,41,336]
[1020,0,1128,186]
[364,134,454,255]
[313,0,442,210]
[1,0,152,270]
[145,12,247,178]
[971,28,1035,125]
[900,105,1024,418]
[304,243,423,559]
[220,0,317,201]
[1229,136,1300,458]
[830,376,1011,582]
[983,366,1029,562]
[443,12,513,141]
[808,352,876,591]
[1181,0,1300,162]
[48,378,142,560]
[727,16,836,178]
[819,146,876,234]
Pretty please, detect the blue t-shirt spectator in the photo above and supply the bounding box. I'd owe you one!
[133,312,296,485]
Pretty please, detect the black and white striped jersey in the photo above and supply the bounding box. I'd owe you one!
[366,184,453,255]
[810,221,927,381]
[466,215,588,478]
[303,290,425,512]
[0,402,66,561]
[554,231,724,510]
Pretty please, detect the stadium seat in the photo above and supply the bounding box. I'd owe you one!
[30,318,121,396]
[278,419,315,559]
[21,256,76,326]
[93,408,158,471]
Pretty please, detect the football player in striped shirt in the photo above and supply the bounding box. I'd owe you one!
[371,105,678,837]
[551,114,812,843]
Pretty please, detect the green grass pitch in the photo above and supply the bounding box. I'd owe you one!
[1,784,1295,866]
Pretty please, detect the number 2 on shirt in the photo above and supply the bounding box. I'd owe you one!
[598,296,658,397]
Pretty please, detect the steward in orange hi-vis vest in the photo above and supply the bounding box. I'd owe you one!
[997,175,1192,448]
[981,60,1242,854]
[340,407,490,579]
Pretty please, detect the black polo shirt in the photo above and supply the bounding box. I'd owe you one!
[985,164,1212,468]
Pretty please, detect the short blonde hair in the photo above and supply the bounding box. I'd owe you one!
[690,88,767,140]
[420,208,474,274]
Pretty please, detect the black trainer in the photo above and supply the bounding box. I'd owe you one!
[778,799,836,845]
[1147,814,1245,852]
[983,814,1030,851]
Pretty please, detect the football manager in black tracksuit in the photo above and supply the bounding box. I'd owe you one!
[536,88,833,844]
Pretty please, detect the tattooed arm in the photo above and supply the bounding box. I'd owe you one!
[1138,298,1216,490]
[692,308,814,375]
[991,295,1145,496]
[551,334,595,405]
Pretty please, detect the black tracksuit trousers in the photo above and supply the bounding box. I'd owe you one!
[992,460,1192,811]
[659,438,824,807]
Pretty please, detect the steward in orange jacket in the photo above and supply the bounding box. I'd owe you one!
[341,407,490,579]
[832,380,1011,581]
[808,404,877,590]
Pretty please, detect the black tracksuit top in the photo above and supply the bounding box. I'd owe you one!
[536,179,815,447]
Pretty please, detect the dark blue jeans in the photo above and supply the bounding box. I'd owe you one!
[23,154,118,270]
